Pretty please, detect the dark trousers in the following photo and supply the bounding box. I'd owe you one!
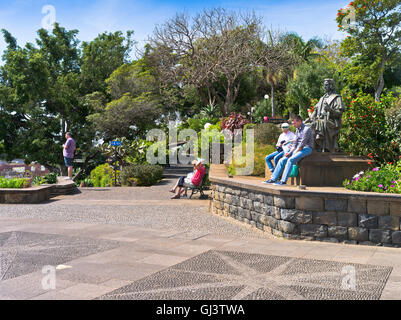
[178,176,185,187]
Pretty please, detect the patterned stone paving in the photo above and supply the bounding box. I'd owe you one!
[99,250,393,300]
[0,231,120,281]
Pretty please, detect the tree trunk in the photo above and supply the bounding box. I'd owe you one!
[375,58,386,102]
[209,86,225,116]
[198,87,209,106]
[375,71,385,102]
[224,85,232,116]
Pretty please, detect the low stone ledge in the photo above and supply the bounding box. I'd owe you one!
[210,164,401,248]
[0,180,76,204]
[0,186,52,204]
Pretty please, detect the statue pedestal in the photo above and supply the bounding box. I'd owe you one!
[265,153,373,187]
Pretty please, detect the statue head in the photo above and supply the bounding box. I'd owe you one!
[324,79,336,94]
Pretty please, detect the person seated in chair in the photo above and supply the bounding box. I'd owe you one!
[263,123,296,182]
[170,159,207,199]
[264,114,314,186]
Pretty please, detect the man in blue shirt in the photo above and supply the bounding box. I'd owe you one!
[264,115,314,186]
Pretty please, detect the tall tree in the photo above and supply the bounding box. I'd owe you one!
[258,31,296,117]
[86,59,161,141]
[337,0,401,101]
[148,8,263,116]
[0,24,135,173]
[80,31,134,95]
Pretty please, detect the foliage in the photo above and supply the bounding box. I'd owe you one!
[336,0,401,100]
[344,161,401,194]
[80,31,134,95]
[87,60,161,140]
[83,177,94,187]
[33,173,58,186]
[200,104,222,119]
[339,90,399,164]
[386,105,401,146]
[285,61,337,118]
[254,123,282,145]
[0,177,30,189]
[101,138,154,166]
[0,24,133,173]
[120,164,163,187]
[90,164,115,187]
[148,8,263,115]
[185,117,221,133]
[221,113,249,134]
[227,143,275,177]
[253,99,272,123]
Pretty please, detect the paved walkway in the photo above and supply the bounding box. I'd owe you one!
[0,166,400,300]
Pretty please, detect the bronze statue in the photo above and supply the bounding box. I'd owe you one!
[305,79,345,153]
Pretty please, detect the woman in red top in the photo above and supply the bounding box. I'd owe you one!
[170,159,207,199]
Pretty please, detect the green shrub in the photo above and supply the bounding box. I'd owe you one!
[339,90,399,165]
[90,164,115,187]
[43,173,58,184]
[253,99,272,123]
[186,117,220,132]
[386,106,401,147]
[344,161,401,194]
[254,123,282,145]
[227,143,275,177]
[33,176,43,186]
[121,164,163,187]
[33,173,58,186]
[0,177,30,189]
[243,123,256,142]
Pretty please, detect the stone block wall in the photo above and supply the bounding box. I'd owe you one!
[210,183,401,247]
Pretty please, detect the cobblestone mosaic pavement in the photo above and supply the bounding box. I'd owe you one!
[99,250,393,300]
[0,231,120,281]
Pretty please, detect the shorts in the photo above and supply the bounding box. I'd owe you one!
[183,178,195,188]
[64,157,74,167]
[178,176,195,188]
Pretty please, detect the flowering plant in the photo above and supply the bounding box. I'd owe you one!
[339,89,399,165]
[221,113,249,134]
[343,160,401,194]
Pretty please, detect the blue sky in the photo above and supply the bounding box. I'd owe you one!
[0,0,350,59]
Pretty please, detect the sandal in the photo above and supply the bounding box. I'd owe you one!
[171,195,180,199]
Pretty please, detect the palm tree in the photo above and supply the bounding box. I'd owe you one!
[280,32,323,63]
[261,31,295,117]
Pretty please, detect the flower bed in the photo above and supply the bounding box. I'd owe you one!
[344,161,401,194]
[0,177,30,189]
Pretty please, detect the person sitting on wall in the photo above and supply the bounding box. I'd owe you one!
[264,114,314,186]
[170,159,207,199]
[263,123,296,180]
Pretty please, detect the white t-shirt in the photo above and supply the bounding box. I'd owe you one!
[276,131,296,148]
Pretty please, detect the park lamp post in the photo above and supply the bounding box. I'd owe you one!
[264,95,270,122]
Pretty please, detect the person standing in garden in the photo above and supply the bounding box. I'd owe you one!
[63,132,76,180]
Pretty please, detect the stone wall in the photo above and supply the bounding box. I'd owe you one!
[0,181,76,204]
[0,186,52,204]
[210,183,401,247]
